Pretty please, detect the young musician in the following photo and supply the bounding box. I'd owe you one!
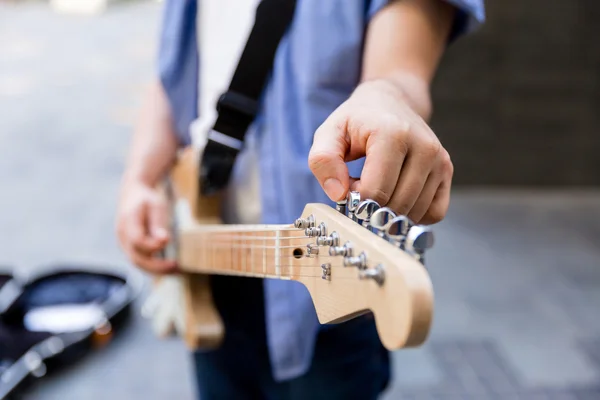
[116,0,485,398]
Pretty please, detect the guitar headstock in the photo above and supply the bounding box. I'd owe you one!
[292,192,434,350]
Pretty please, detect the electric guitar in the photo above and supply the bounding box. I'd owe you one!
[144,146,435,352]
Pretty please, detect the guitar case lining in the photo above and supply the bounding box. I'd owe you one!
[0,265,142,399]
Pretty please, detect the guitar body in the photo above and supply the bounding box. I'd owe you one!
[150,145,434,352]
[165,148,224,350]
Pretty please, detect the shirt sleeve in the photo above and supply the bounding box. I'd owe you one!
[366,0,486,41]
[157,0,199,146]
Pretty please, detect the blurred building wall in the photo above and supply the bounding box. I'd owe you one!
[431,0,600,186]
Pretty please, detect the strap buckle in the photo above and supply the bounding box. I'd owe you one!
[216,90,259,119]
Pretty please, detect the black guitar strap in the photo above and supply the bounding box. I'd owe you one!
[200,0,297,195]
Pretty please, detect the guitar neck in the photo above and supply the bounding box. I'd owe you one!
[177,223,316,281]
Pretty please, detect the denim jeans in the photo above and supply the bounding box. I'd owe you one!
[192,275,391,400]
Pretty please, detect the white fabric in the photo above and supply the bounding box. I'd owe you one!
[192,0,262,225]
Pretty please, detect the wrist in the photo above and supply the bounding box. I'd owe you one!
[121,166,163,188]
[362,73,433,121]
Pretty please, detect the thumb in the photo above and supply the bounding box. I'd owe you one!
[308,121,350,202]
[148,195,170,243]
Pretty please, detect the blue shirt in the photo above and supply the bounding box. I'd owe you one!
[158,0,485,381]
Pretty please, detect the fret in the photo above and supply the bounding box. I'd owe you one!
[241,232,246,274]
[249,231,254,275]
[180,225,307,280]
[210,235,214,272]
[275,230,281,278]
[262,234,266,277]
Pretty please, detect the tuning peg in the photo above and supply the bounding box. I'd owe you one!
[385,215,413,247]
[294,214,315,229]
[335,199,347,215]
[346,191,361,222]
[307,244,319,256]
[404,225,434,265]
[316,231,340,247]
[343,251,367,269]
[305,222,327,237]
[355,200,380,229]
[370,207,396,237]
[359,264,385,286]
[329,241,354,257]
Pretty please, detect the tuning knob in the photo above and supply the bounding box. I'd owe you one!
[346,191,361,222]
[370,207,396,237]
[355,200,380,229]
[385,215,413,246]
[404,225,434,264]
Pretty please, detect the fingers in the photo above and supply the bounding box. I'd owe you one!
[385,151,431,215]
[308,119,351,201]
[420,177,452,225]
[123,204,164,254]
[148,195,170,242]
[358,131,407,205]
[362,138,452,224]
[129,247,178,274]
[402,149,452,224]
[117,187,176,274]
[406,173,440,224]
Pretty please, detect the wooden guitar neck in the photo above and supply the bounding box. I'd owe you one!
[156,147,434,353]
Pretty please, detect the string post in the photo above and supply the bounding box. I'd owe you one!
[307,244,319,256]
[343,251,367,270]
[305,222,327,238]
[359,264,385,286]
[329,241,353,257]
[347,191,361,222]
[294,214,315,229]
[316,231,339,247]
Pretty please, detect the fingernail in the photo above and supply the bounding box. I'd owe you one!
[152,227,168,240]
[323,178,345,201]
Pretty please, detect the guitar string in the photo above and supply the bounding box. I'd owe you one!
[189,234,386,241]
[183,266,376,280]
[191,235,311,240]
[186,227,398,278]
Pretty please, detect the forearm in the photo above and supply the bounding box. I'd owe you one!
[360,0,456,121]
[122,80,180,186]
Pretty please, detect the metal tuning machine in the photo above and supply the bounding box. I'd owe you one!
[305,222,327,238]
[385,215,413,248]
[346,191,361,222]
[335,199,347,216]
[316,231,340,247]
[404,225,434,265]
[294,214,315,229]
[355,200,380,230]
[369,207,396,237]
[359,264,385,286]
[329,241,353,257]
[343,251,367,270]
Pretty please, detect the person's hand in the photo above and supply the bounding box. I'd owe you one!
[116,179,178,273]
[308,79,453,225]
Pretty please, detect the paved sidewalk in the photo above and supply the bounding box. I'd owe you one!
[1,2,599,399]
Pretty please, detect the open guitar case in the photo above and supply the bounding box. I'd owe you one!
[0,264,142,399]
